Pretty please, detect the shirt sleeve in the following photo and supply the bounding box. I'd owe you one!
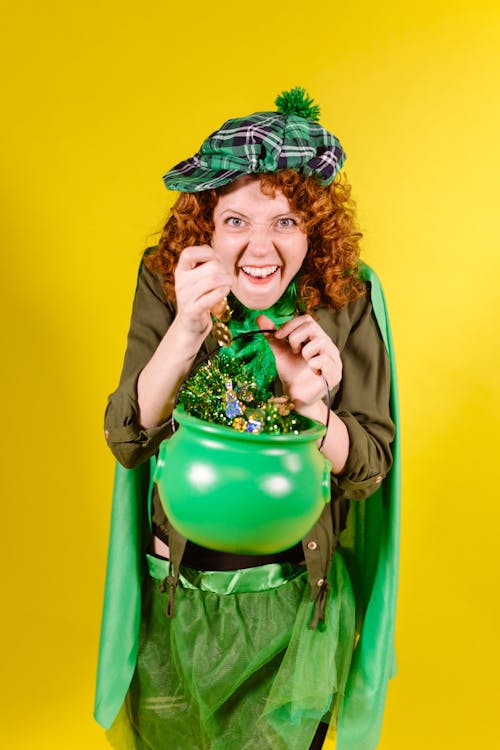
[317,287,395,501]
[104,257,176,468]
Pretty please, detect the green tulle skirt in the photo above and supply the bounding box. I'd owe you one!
[107,552,355,750]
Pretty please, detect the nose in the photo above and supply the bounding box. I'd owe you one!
[246,223,276,255]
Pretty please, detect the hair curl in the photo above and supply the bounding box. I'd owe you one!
[145,169,365,312]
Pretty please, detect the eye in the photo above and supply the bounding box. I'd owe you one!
[276,217,298,230]
[225,216,245,228]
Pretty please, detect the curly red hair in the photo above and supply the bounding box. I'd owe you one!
[145,170,365,311]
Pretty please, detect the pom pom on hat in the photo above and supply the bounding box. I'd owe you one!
[275,86,321,122]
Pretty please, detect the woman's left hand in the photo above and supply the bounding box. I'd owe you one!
[256,314,342,409]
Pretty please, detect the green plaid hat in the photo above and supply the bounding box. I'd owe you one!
[163,87,346,193]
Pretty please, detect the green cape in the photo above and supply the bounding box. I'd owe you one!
[94,264,400,750]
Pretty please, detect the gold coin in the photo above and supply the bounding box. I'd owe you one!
[212,321,233,347]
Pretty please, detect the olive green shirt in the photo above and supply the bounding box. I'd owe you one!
[104,257,395,602]
[105,258,394,497]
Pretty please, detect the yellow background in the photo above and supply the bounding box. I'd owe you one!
[1,1,499,748]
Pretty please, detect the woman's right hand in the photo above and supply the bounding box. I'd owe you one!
[137,246,232,429]
[174,245,233,338]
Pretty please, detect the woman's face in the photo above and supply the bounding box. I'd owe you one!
[211,176,308,310]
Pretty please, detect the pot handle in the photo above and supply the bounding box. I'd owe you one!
[322,458,333,504]
[153,446,166,484]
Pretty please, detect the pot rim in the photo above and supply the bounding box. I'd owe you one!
[171,405,326,444]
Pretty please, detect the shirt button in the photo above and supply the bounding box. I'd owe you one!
[317,578,325,588]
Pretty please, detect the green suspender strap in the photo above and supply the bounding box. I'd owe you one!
[334,263,401,750]
[94,263,401,750]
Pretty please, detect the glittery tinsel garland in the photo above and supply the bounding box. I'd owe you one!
[178,351,308,435]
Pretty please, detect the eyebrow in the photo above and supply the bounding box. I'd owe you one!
[219,208,299,220]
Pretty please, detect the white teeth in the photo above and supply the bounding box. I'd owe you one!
[242,266,278,278]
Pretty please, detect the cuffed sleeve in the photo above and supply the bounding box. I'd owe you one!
[104,255,176,468]
[316,286,395,501]
[104,381,174,468]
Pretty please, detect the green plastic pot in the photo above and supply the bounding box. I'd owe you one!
[154,405,332,554]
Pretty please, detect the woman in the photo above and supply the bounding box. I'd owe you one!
[96,88,400,750]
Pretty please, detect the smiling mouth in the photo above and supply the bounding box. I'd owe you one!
[241,265,279,279]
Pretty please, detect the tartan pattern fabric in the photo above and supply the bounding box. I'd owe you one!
[163,111,346,192]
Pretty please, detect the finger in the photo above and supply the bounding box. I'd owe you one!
[286,322,331,355]
[301,337,339,362]
[256,314,277,333]
[197,288,233,314]
[256,315,292,358]
[307,354,342,386]
[275,318,327,356]
[307,354,330,379]
[177,245,216,271]
[301,339,323,360]
[179,279,232,311]
[177,287,232,332]
[272,315,315,340]
[286,326,315,354]
[176,261,233,295]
